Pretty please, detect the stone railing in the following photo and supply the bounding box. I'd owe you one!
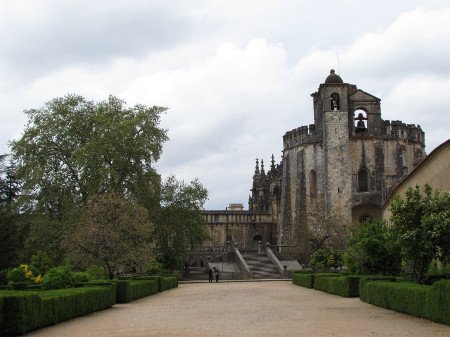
[266,247,288,278]
[234,249,252,279]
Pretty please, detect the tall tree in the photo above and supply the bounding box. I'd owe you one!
[390,185,450,283]
[0,154,22,269]
[344,220,401,275]
[10,94,168,212]
[64,193,154,279]
[9,95,168,259]
[155,176,209,271]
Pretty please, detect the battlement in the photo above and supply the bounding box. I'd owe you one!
[383,120,425,145]
[283,124,317,149]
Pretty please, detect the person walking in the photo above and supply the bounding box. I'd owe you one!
[208,268,213,283]
[215,269,219,283]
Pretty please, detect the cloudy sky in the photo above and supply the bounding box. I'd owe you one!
[1,0,449,209]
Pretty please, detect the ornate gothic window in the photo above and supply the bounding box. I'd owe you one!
[358,169,369,192]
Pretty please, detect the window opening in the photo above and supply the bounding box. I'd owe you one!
[330,93,340,111]
[354,109,367,133]
[358,169,369,192]
[310,170,317,196]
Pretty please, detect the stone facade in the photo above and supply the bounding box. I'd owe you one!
[202,208,277,251]
[381,139,449,221]
[203,70,426,261]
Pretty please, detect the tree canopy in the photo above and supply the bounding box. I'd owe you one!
[155,175,209,271]
[344,220,401,275]
[390,185,450,283]
[10,94,168,212]
[4,94,209,274]
[64,193,154,279]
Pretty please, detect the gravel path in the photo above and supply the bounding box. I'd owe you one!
[25,281,450,337]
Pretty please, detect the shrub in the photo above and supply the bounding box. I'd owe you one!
[146,261,167,276]
[161,276,178,291]
[7,266,28,283]
[359,275,397,302]
[0,270,8,285]
[86,265,108,280]
[73,271,91,283]
[30,251,53,275]
[310,248,342,271]
[344,221,401,275]
[115,279,159,303]
[0,291,41,335]
[292,272,314,288]
[314,273,360,297]
[427,280,450,325]
[7,264,42,286]
[41,265,75,290]
[0,286,116,335]
[362,281,430,318]
[0,296,3,332]
[38,286,116,327]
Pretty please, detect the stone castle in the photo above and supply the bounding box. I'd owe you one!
[202,70,425,262]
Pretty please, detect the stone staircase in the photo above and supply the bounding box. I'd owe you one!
[241,253,283,279]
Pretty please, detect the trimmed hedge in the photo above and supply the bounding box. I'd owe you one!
[0,297,3,332]
[359,276,397,302]
[115,279,159,303]
[0,285,116,335]
[314,273,360,297]
[161,276,178,291]
[362,279,450,325]
[0,291,40,335]
[292,272,314,288]
[362,281,430,318]
[427,280,450,325]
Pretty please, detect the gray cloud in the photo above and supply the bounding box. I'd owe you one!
[1,1,450,210]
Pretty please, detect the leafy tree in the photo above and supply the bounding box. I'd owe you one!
[9,95,168,262]
[0,154,22,269]
[344,221,401,275]
[154,176,209,272]
[0,155,21,203]
[10,94,168,213]
[390,185,450,283]
[63,193,154,279]
[30,251,54,275]
[309,247,343,271]
[308,196,352,251]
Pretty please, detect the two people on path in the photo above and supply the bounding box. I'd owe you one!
[209,268,219,282]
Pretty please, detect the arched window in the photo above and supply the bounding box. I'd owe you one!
[354,109,367,133]
[310,170,317,196]
[253,235,262,242]
[358,169,369,192]
[330,93,340,111]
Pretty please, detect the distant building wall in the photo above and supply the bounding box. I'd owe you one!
[382,139,450,221]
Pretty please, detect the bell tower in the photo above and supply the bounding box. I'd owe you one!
[319,69,352,221]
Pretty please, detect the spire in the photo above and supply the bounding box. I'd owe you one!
[261,159,265,175]
[271,154,275,170]
[254,158,260,175]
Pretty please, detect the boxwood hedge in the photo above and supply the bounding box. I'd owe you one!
[361,279,450,325]
[0,285,116,335]
[161,276,178,291]
[314,273,360,297]
[114,279,159,303]
[292,272,315,288]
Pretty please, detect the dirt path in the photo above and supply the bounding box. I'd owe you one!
[25,281,450,337]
